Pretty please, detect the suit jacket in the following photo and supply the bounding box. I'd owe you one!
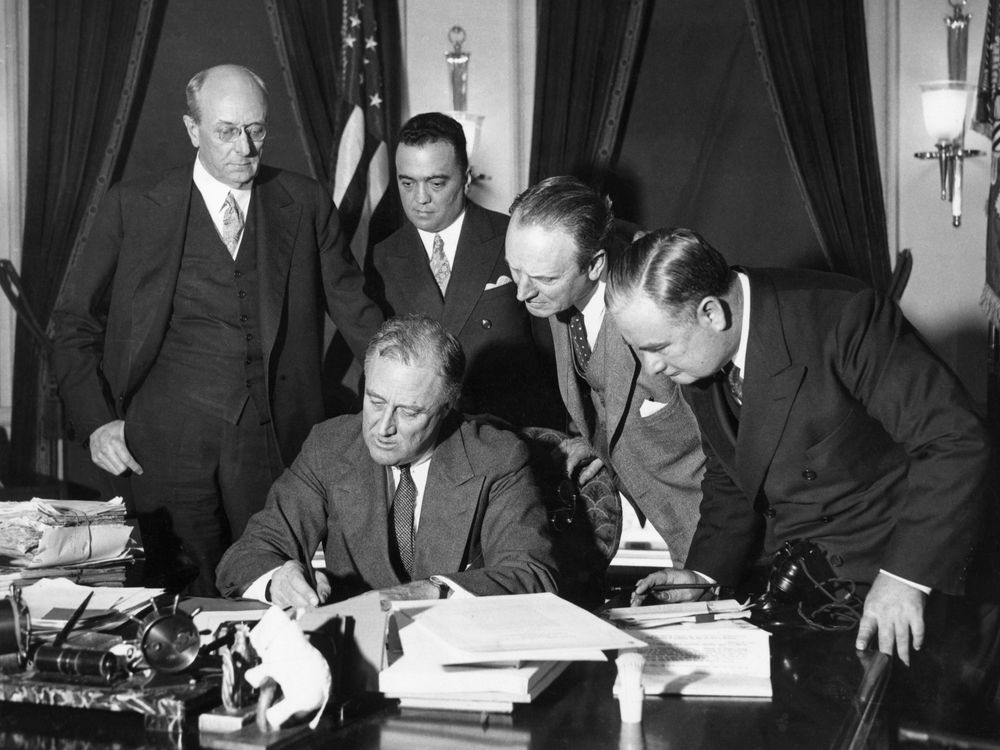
[52,165,383,463]
[369,201,562,428]
[683,267,989,594]
[551,309,705,565]
[215,413,559,598]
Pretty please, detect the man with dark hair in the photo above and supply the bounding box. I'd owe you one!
[217,315,558,606]
[606,227,989,664]
[52,64,383,595]
[367,112,561,428]
[504,177,705,566]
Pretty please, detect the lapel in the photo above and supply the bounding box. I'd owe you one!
[336,430,402,584]
[733,270,805,500]
[441,202,500,333]
[596,313,640,454]
[413,418,482,577]
[250,170,297,361]
[383,224,445,317]
[550,315,593,442]
[120,168,192,394]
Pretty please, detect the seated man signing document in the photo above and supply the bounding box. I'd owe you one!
[217,315,558,606]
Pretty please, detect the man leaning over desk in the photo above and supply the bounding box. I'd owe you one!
[606,227,989,665]
[217,315,559,606]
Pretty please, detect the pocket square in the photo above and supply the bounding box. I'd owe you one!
[484,275,514,291]
[639,399,667,418]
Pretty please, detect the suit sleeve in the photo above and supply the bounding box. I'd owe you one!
[216,428,331,597]
[442,438,560,596]
[834,290,988,591]
[313,184,384,359]
[51,186,125,441]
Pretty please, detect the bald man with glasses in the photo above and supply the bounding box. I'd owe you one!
[53,64,382,595]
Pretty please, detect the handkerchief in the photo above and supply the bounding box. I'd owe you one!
[484,275,514,291]
[639,399,667,418]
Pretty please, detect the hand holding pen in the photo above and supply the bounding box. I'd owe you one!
[627,568,718,607]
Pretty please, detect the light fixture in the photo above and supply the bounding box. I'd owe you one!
[444,26,485,168]
[914,0,983,228]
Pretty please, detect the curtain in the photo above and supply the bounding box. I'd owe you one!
[745,0,892,291]
[10,0,162,477]
[530,0,651,188]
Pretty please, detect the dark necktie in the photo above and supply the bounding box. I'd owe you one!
[727,361,743,405]
[392,465,417,578]
[568,308,592,374]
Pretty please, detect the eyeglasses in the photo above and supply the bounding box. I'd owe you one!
[214,123,267,143]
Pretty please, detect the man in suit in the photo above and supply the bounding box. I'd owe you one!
[606,227,989,664]
[367,112,561,428]
[504,177,705,566]
[217,315,558,606]
[51,64,383,595]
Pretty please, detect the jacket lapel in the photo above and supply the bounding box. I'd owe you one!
[734,271,805,501]
[384,224,445,317]
[441,202,497,333]
[413,419,481,578]
[598,314,639,454]
[550,316,593,442]
[252,172,296,362]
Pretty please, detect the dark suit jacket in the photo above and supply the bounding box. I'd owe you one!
[683,268,989,594]
[551,309,705,565]
[368,201,562,428]
[215,413,559,598]
[52,165,383,463]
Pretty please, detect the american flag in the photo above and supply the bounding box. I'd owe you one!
[334,0,391,266]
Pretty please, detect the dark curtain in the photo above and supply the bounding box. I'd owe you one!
[10,0,162,477]
[530,0,651,188]
[265,0,402,249]
[745,0,892,291]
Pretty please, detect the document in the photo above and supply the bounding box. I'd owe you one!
[614,620,772,698]
[604,598,752,629]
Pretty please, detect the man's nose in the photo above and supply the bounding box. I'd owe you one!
[514,276,535,301]
[234,129,254,156]
[414,183,431,204]
[376,408,396,435]
[641,352,666,376]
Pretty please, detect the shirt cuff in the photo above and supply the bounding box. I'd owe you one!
[879,569,932,595]
[242,567,281,603]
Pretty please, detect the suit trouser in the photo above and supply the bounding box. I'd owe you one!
[124,389,283,596]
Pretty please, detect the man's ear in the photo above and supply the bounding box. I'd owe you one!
[182,115,200,149]
[697,296,731,331]
[463,167,473,194]
[588,249,607,282]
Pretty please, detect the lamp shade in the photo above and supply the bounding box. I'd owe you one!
[919,80,975,143]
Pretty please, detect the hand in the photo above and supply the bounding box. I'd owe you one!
[379,579,444,601]
[855,572,927,666]
[631,568,710,607]
[554,437,605,485]
[268,562,332,608]
[88,420,143,476]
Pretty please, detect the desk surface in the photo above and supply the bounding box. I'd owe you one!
[0,607,996,750]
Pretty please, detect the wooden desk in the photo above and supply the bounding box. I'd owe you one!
[0,606,995,750]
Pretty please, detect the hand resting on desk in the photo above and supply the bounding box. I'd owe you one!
[855,572,927,667]
[268,561,332,608]
[631,568,712,607]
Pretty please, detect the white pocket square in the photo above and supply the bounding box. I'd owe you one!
[639,399,667,418]
[484,275,514,291]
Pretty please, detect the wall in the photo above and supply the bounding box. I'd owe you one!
[398,0,535,213]
[869,0,990,403]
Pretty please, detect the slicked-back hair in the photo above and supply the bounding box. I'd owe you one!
[508,176,614,270]
[364,315,466,408]
[606,227,732,321]
[185,65,269,122]
[397,112,469,173]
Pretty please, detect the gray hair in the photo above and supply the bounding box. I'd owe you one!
[185,65,269,122]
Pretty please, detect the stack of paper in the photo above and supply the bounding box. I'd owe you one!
[0,497,136,586]
[379,592,646,713]
[20,578,165,636]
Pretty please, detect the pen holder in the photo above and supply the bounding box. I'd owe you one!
[615,650,646,724]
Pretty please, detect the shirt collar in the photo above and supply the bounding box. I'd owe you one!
[416,210,466,258]
[732,271,751,374]
[192,157,252,217]
[578,279,606,351]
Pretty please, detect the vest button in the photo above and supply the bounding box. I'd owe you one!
[802,469,817,481]
[246,333,253,341]
[765,507,777,518]
[234,270,242,278]
[481,319,492,329]
[238,290,246,298]
[821,515,833,524]
[240,314,248,322]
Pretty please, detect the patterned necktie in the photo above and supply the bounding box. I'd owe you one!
[221,192,244,259]
[727,361,744,405]
[429,233,451,296]
[568,307,592,373]
[392,465,417,578]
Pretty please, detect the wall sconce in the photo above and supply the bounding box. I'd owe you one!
[913,0,983,228]
[444,26,486,180]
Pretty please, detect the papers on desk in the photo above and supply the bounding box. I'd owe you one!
[380,592,644,713]
[604,598,752,629]
[20,578,164,634]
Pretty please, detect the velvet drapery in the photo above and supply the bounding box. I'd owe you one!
[11,0,162,477]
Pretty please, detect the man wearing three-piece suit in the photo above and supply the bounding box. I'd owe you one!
[51,65,383,595]
[607,227,989,665]
[216,316,558,606]
[504,177,706,566]
[367,112,562,429]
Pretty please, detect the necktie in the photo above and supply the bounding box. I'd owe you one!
[429,233,451,296]
[221,192,244,259]
[568,308,592,373]
[727,362,743,405]
[392,465,417,578]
